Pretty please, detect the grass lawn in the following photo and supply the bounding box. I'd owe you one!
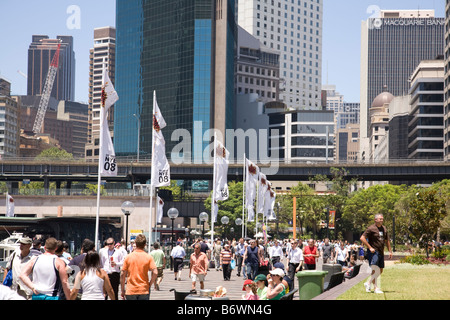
[337,264,450,300]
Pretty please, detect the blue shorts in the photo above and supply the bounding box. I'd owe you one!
[32,294,59,300]
[367,251,384,269]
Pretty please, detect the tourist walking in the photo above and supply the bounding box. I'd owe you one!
[150,242,166,290]
[19,237,71,300]
[120,234,157,300]
[70,251,115,300]
[360,213,392,294]
[269,240,283,265]
[170,241,186,281]
[99,237,126,300]
[286,240,303,288]
[212,239,222,271]
[3,237,33,299]
[303,239,319,270]
[235,238,246,277]
[243,239,261,280]
[321,238,334,264]
[189,243,208,291]
[220,243,233,281]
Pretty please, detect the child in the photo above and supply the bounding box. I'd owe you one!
[242,279,259,300]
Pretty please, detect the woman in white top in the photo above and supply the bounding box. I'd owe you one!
[70,251,114,300]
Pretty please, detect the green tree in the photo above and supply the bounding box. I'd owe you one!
[35,147,73,160]
[408,189,447,257]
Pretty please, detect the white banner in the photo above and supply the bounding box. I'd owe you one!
[257,172,268,214]
[264,182,276,220]
[157,196,164,224]
[245,158,259,222]
[214,140,229,201]
[151,91,170,187]
[6,193,14,217]
[99,69,118,177]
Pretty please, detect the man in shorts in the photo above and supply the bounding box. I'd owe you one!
[189,243,208,291]
[360,213,392,294]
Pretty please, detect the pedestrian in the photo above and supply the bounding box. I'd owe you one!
[286,240,303,288]
[269,240,283,265]
[170,241,186,281]
[62,241,72,261]
[150,242,166,290]
[242,239,261,280]
[266,268,286,300]
[30,238,43,256]
[19,237,71,300]
[335,242,348,267]
[70,251,115,300]
[120,234,157,300]
[321,238,333,264]
[242,279,259,300]
[212,239,222,271]
[2,237,33,299]
[69,238,95,271]
[189,243,208,291]
[235,238,246,277]
[99,237,126,300]
[220,243,233,281]
[254,274,268,300]
[303,239,319,270]
[360,213,392,294]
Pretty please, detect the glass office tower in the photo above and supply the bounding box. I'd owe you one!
[115,0,236,161]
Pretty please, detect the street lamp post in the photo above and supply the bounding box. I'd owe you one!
[199,212,208,238]
[235,218,243,239]
[221,216,229,240]
[121,201,135,249]
[133,113,140,162]
[167,208,179,249]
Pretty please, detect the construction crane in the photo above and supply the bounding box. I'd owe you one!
[32,42,61,134]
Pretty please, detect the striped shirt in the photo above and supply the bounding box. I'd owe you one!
[220,249,233,265]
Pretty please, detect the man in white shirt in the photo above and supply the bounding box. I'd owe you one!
[286,240,303,288]
[269,240,283,265]
[99,238,127,300]
[4,237,33,299]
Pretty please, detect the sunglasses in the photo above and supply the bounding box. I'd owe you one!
[107,243,114,245]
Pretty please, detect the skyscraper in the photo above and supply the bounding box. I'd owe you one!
[114,0,236,162]
[444,0,450,160]
[238,0,323,110]
[360,10,445,159]
[27,35,76,101]
[85,27,116,160]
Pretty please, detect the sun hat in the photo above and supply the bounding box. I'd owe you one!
[19,237,32,245]
[269,268,285,278]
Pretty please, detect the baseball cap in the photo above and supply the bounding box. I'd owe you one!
[269,268,285,277]
[273,262,285,270]
[254,274,267,282]
[19,237,32,245]
[242,279,254,291]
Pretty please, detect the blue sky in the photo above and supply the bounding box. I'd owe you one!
[0,0,445,104]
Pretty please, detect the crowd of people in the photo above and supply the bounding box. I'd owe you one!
[1,231,369,300]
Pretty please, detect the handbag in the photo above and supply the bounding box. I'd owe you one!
[230,259,236,270]
[2,252,16,287]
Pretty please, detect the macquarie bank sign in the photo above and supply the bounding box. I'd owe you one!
[369,18,445,30]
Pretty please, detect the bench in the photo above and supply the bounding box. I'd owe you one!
[344,264,361,280]
[280,288,298,300]
[323,271,345,292]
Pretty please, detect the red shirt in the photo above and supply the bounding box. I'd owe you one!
[303,245,317,265]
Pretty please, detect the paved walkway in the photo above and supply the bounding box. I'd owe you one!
[145,258,371,300]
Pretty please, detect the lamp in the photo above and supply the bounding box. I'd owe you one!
[199,212,208,238]
[121,201,135,248]
[167,208,179,248]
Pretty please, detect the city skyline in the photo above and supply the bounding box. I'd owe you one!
[0,0,445,105]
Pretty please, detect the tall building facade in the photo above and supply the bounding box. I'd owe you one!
[408,59,444,160]
[268,109,334,162]
[236,26,280,103]
[0,78,20,158]
[360,10,444,159]
[444,0,450,160]
[85,27,116,160]
[238,0,323,110]
[115,0,236,162]
[27,35,76,101]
